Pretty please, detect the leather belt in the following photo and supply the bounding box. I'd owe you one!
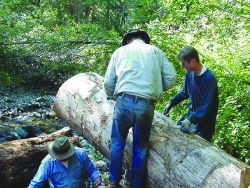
[118,92,156,105]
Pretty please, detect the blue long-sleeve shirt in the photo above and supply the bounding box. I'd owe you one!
[170,69,218,132]
[28,148,101,188]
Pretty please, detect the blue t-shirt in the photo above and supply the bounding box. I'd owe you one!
[170,69,219,133]
[28,148,100,188]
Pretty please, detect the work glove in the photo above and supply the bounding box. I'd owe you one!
[163,102,172,116]
[178,119,191,133]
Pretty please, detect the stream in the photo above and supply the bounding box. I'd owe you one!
[0,86,62,141]
[0,86,109,186]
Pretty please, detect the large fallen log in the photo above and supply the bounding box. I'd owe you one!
[0,127,76,188]
[53,73,250,188]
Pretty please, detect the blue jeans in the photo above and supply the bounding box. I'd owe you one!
[109,94,154,188]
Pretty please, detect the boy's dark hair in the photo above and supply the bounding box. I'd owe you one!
[177,46,200,63]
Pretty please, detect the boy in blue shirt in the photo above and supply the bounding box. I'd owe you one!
[28,135,106,188]
[163,46,219,142]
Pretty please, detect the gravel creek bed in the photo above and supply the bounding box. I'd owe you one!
[0,86,110,186]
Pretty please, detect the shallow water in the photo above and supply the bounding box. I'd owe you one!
[0,86,109,186]
[0,86,64,141]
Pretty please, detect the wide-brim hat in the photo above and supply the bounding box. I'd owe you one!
[122,29,150,46]
[48,135,75,160]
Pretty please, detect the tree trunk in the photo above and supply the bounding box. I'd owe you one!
[53,73,250,188]
[0,127,76,188]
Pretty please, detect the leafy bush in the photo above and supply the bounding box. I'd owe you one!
[0,71,12,86]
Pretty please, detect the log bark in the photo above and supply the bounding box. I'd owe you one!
[53,72,250,188]
[0,127,76,188]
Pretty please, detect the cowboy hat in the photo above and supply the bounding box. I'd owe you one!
[48,135,75,160]
[122,29,150,46]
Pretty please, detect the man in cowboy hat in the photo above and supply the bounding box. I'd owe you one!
[104,29,176,188]
[28,135,106,188]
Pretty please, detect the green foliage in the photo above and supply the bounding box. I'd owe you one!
[149,0,250,165]
[0,71,12,86]
[0,70,25,86]
[0,0,249,165]
[0,0,119,88]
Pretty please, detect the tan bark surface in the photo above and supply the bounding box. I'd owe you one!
[53,72,250,188]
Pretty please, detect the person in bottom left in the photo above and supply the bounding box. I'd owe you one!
[28,135,106,188]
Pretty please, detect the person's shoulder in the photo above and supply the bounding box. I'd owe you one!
[74,147,90,163]
[112,48,120,55]
[147,45,166,58]
[150,44,163,52]
[75,147,88,157]
[111,46,124,56]
[204,69,216,79]
[41,154,53,164]
[203,69,218,87]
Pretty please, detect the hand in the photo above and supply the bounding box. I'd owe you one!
[178,119,191,133]
[163,103,172,116]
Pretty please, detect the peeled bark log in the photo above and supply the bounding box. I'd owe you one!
[53,73,250,188]
[0,127,76,188]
